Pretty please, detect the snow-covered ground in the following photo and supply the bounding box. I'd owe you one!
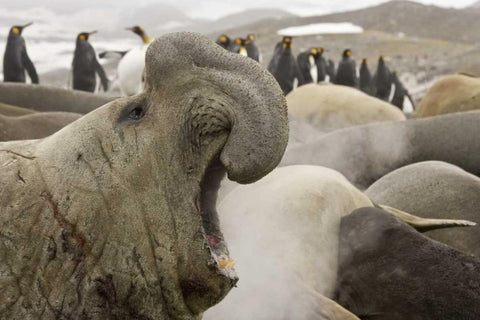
[277,23,364,36]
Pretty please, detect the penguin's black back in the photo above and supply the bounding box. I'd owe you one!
[316,54,328,82]
[3,34,38,83]
[3,36,26,82]
[326,59,336,83]
[391,72,406,109]
[335,57,356,87]
[297,51,313,83]
[268,46,303,95]
[359,61,373,94]
[373,59,392,101]
[72,40,99,92]
[246,42,260,62]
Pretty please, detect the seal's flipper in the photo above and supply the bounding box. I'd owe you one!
[378,204,476,232]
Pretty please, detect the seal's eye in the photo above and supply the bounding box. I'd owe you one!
[129,106,145,120]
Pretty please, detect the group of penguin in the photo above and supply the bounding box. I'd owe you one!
[3,23,413,108]
[2,23,152,96]
[218,34,414,110]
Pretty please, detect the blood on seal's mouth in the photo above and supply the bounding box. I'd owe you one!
[200,156,237,279]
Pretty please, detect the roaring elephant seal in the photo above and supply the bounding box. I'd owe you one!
[417,74,480,118]
[0,112,82,141]
[0,102,36,116]
[336,207,480,320]
[0,32,289,319]
[366,161,480,257]
[204,165,470,320]
[0,83,114,114]
[282,111,480,188]
[286,83,405,132]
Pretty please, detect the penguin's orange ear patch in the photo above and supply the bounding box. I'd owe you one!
[79,34,86,41]
[219,35,227,43]
[235,38,242,45]
[245,39,251,45]
[12,27,19,35]
[310,48,317,55]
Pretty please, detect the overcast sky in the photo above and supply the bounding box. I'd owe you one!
[1,0,477,19]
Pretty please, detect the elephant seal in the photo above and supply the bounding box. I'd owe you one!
[286,83,405,132]
[282,111,480,189]
[366,161,480,257]
[0,102,36,116]
[0,83,114,114]
[204,165,470,320]
[0,32,289,319]
[417,74,480,118]
[0,112,82,141]
[336,207,480,320]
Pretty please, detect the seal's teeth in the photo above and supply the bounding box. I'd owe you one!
[226,259,236,269]
[218,258,229,269]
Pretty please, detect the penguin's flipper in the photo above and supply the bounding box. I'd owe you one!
[95,59,110,92]
[99,50,129,59]
[22,50,39,84]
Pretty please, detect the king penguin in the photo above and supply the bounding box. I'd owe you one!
[359,58,373,95]
[233,35,260,62]
[315,47,328,82]
[335,49,357,87]
[117,26,153,96]
[326,58,336,83]
[297,48,318,84]
[3,22,38,84]
[71,31,109,93]
[216,34,236,52]
[267,36,305,95]
[372,55,393,101]
[391,71,415,112]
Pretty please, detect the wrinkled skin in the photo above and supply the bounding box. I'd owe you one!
[286,84,405,133]
[0,32,288,319]
[0,112,82,141]
[366,161,480,257]
[336,207,480,320]
[0,83,113,114]
[417,74,480,118]
[282,111,480,189]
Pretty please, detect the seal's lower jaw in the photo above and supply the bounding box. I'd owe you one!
[181,157,237,314]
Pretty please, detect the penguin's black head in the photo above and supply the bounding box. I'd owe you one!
[234,38,251,47]
[362,58,368,64]
[127,26,146,37]
[77,31,97,42]
[217,34,230,45]
[247,33,256,42]
[282,36,293,50]
[9,22,33,36]
[379,55,385,62]
[343,49,352,58]
[127,26,152,44]
[316,47,324,56]
[309,48,318,57]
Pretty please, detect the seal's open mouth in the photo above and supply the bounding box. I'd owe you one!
[199,156,237,281]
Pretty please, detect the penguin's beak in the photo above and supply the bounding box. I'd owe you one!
[21,22,33,29]
[126,27,135,31]
[89,31,98,35]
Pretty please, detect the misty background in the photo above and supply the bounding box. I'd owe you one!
[2,0,480,94]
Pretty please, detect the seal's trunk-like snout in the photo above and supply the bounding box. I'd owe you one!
[145,32,289,185]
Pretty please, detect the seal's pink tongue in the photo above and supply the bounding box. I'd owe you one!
[207,235,222,249]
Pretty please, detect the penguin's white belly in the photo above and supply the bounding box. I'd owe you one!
[117,45,149,96]
[239,47,248,57]
[309,56,318,83]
